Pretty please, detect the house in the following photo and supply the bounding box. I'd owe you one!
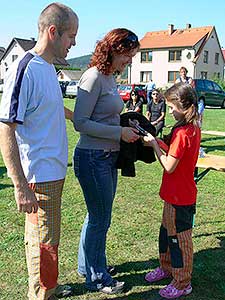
[0,37,69,82]
[0,47,5,84]
[57,69,84,82]
[222,49,225,79]
[130,24,225,88]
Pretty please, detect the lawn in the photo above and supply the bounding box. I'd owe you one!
[0,98,225,300]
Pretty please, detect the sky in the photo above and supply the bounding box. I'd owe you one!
[1,0,225,59]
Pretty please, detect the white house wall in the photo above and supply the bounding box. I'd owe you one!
[131,48,195,88]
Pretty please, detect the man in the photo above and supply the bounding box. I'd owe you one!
[145,79,156,104]
[0,3,78,300]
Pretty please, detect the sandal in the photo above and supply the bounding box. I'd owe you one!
[159,283,192,299]
[145,267,170,283]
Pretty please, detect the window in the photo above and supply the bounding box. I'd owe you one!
[215,53,219,65]
[205,80,214,91]
[212,82,222,92]
[12,55,18,62]
[168,71,179,82]
[203,51,208,63]
[141,51,152,62]
[200,72,207,79]
[140,71,152,82]
[169,50,181,61]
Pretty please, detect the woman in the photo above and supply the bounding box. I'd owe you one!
[175,66,193,84]
[73,28,140,294]
[146,89,166,136]
[125,89,143,114]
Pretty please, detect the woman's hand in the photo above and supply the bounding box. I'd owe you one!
[121,127,139,143]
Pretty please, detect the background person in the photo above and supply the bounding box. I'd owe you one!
[125,89,143,114]
[146,89,166,136]
[145,79,156,104]
[144,83,200,299]
[0,3,78,300]
[73,28,140,294]
[175,66,193,85]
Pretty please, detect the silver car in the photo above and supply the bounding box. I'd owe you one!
[65,80,79,98]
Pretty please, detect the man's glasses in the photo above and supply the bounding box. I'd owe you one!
[131,93,137,96]
[152,93,159,96]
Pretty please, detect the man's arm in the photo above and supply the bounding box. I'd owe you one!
[0,122,38,213]
[64,106,73,122]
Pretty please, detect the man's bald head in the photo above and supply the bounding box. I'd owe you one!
[38,2,78,36]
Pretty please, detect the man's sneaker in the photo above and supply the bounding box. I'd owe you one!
[54,284,73,298]
[98,280,124,295]
[159,283,192,299]
[145,267,170,283]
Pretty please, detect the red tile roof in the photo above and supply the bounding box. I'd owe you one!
[222,49,225,60]
[140,26,214,49]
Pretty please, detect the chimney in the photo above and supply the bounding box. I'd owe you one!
[168,24,174,35]
[186,23,191,29]
[30,37,35,41]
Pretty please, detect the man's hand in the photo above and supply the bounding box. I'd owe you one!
[15,186,39,214]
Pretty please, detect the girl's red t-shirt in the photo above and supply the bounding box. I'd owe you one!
[159,124,201,205]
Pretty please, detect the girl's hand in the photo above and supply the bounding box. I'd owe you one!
[121,127,139,143]
[143,133,156,146]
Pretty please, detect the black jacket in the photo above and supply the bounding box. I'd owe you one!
[116,112,156,177]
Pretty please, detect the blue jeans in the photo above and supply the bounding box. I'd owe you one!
[73,148,118,290]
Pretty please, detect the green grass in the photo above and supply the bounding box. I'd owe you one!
[0,98,225,299]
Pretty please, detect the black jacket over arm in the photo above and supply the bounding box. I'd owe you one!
[116,112,156,177]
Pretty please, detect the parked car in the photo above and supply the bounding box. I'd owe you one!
[118,84,147,103]
[59,81,69,97]
[192,79,225,108]
[65,80,79,98]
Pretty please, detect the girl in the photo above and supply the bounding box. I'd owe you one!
[143,83,201,299]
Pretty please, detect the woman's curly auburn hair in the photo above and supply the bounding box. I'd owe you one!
[89,28,140,75]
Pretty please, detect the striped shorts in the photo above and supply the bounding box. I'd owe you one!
[159,201,195,289]
[25,179,64,300]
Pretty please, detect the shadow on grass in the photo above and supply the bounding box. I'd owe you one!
[201,136,225,143]
[0,183,13,190]
[0,166,7,178]
[203,145,225,153]
[64,237,225,299]
[0,166,13,189]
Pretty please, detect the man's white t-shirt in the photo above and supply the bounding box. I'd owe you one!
[0,51,68,183]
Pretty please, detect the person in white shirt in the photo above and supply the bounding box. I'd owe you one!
[145,79,156,104]
[0,3,78,300]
